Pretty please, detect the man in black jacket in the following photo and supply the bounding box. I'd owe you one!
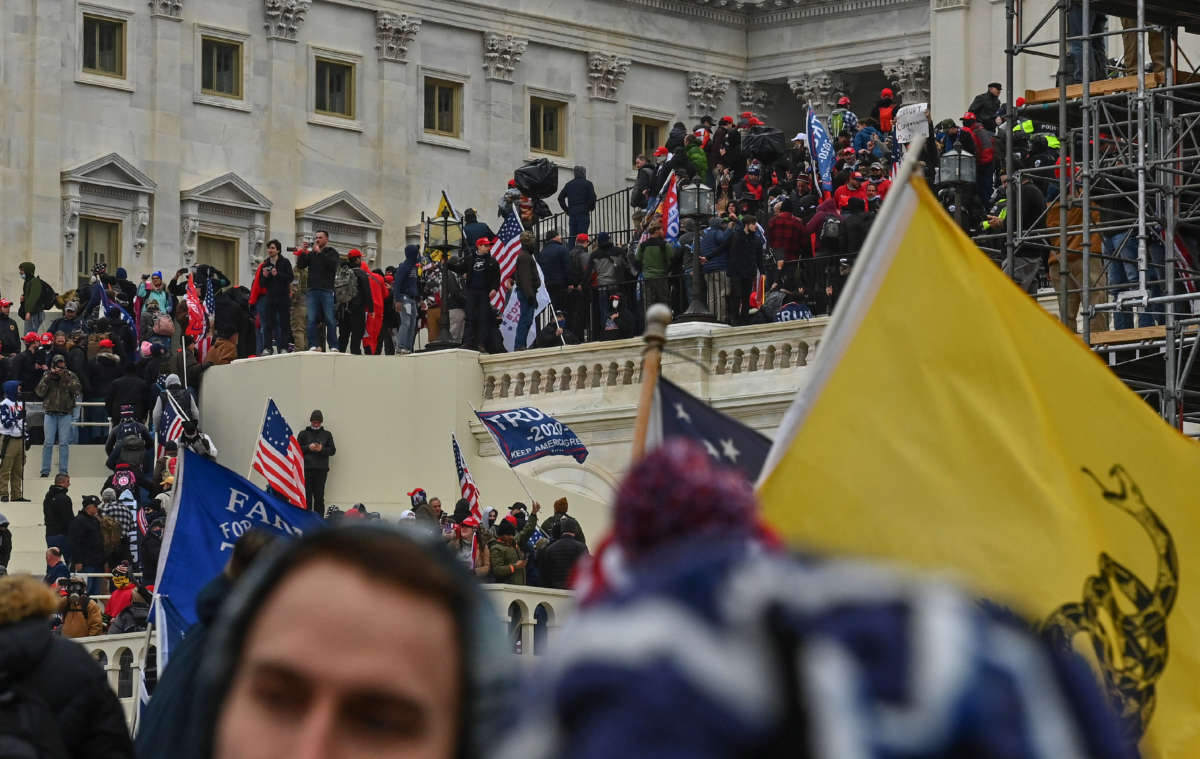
[337,249,373,355]
[258,239,294,354]
[296,230,340,352]
[540,516,589,589]
[451,238,502,353]
[296,410,335,517]
[0,299,22,357]
[968,82,1003,131]
[105,364,149,424]
[558,166,597,239]
[43,474,72,555]
[0,575,134,758]
[67,496,106,594]
[537,230,571,321]
[461,208,495,249]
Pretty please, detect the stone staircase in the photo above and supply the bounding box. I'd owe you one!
[6,444,112,576]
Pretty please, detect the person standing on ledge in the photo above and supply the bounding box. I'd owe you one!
[297,410,335,517]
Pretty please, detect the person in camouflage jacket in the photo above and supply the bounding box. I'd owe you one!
[489,501,540,585]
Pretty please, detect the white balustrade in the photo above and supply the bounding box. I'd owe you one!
[480,585,575,660]
[77,631,152,726]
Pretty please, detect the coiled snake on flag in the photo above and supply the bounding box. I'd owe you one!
[1039,464,1179,741]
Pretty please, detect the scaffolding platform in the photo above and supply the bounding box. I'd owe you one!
[1022,72,1196,106]
[1092,0,1200,33]
[1090,324,1200,347]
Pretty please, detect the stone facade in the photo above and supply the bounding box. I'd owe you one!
[2,0,942,295]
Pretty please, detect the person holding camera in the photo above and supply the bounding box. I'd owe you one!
[295,230,340,352]
[35,354,80,479]
[257,240,293,355]
[137,270,170,314]
[56,576,104,639]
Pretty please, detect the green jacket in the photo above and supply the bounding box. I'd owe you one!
[489,514,538,585]
[636,237,678,279]
[36,368,81,414]
[686,146,708,178]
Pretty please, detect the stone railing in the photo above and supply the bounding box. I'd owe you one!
[78,631,152,725]
[479,319,828,401]
[480,584,575,659]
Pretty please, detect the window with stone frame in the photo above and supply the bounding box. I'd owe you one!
[423,78,462,138]
[201,37,243,99]
[632,116,667,165]
[82,14,126,79]
[315,57,355,119]
[530,97,566,156]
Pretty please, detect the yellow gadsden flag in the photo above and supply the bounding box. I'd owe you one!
[758,172,1200,757]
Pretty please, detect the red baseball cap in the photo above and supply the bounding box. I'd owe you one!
[961,111,977,122]
[851,171,865,180]
[21,332,37,344]
[347,248,363,259]
[476,237,494,248]
[881,88,894,98]
[837,96,851,106]
[99,338,115,348]
[39,333,53,345]
[0,299,11,308]
[653,146,669,157]
[575,233,589,243]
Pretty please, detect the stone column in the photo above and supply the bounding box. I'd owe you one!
[148,12,184,273]
[377,12,421,269]
[787,72,846,119]
[882,57,931,104]
[686,72,730,121]
[931,0,970,116]
[481,33,527,195]
[262,0,308,247]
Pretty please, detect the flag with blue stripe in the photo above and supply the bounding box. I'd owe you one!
[648,377,771,482]
[807,105,835,194]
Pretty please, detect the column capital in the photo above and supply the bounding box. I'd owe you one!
[376,12,421,64]
[149,0,183,20]
[483,32,528,82]
[687,72,731,121]
[788,72,846,118]
[265,0,311,42]
[882,57,930,103]
[737,80,774,114]
[587,53,632,102]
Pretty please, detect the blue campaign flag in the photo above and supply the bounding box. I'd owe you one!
[154,451,324,666]
[807,105,835,194]
[94,281,135,330]
[649,377,772,482]
[475,407,588,466]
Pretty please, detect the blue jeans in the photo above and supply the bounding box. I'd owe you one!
[1105,231,1164,328]
[23,312,43,334]
[41,412,72,475]
[568,213,590,239]
[395,295,417,352]
[305,289,337,350]
[264,296,291,351]
[254,300,267,354]
[515,296,537,350]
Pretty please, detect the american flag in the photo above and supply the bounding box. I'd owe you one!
[490,208,525,310]
[155,395,185,460]
[251,399,307,510]
[451,433,482,520]
[198,279,215,362]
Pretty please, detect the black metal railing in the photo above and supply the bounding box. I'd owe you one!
[533,187,634,243]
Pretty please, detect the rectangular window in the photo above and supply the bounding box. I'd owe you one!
[197,234,239,286]
[82,14,125,78]
[632,117,667,165]
[201,37,242,98]
[423,79,462,138]
[315,58,355,119]
[530,97,566,156]
[78,218,121,291]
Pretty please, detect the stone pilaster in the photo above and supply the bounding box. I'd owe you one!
[482,33,528,82]
[787,72,846,118]
[686,72,730,121]
[148,0,182,20]
[375,12,421,64]
[265,0,311,42]
[587,53,631,102]
[180,206,199,263]
[736,80,773,114]
[882,57,930,103]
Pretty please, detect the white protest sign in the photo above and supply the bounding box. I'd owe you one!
[894,103,929,144]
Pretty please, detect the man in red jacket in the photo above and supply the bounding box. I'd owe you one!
[961,112,996,205]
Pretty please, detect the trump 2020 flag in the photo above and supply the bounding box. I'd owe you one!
[648,377,770,483]
[757,144,1200,757]
[499,259,554,353]
[475,407,588,466]
[155,451,324,669]
[807,104,835,194]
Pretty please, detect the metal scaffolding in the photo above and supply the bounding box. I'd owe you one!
[997,0,1200,427]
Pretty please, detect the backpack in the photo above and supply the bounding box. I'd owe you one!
[36,280,57,313]
[152,314,174,337]
[99,514,124,555]
[829,108,849,137]
[333,266,358,307]
[878,105,895,132]
[819,215,843,245]
[118,434,145,469]
[0,677,71,759]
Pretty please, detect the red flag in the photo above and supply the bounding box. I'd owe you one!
[185,274,206,338]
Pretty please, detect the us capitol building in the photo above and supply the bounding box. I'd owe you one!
[0,0,1096,296]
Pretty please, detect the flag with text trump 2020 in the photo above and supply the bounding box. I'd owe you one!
[155,451,325,666]
[475,407,588,466]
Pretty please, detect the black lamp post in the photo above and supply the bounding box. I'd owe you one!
[424,209,464,351]
[675,181,718,323]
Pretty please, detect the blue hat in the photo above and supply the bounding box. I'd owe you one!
[116,267,128,279]
[152,270,162,279]
[596,232,610,244]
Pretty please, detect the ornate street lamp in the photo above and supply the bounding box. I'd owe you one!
[675,181,718,323]
[424,208,464,351]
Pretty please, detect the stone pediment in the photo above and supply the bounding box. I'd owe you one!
[296,190,383,230]
[181,172,272,212]
[61,153,157,193]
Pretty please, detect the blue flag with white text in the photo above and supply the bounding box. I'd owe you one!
[807,105,835,194]
[475,407,589,466]
[154,451,325,666]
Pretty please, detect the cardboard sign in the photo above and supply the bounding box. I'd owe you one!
[895,103,929,144]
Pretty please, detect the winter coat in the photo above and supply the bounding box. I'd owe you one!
[258,255,294,301]
[686,145,709,179]
[0,527,11,569]
[392,246,421,301]
[296,246,341,291]
[490,516,538,585]
[540,535,589,589]
[108,599,150,634]
[728,226,765,280]
[968,90,1002,127]
[636,236,678,279]
[665,124,688,152]
[18,262,45,319]
[60,598,105,639]
[67,510,105,568]
[43,485,73,538]
[0,315,20,355]
[105,373,149,421]
[0,614,133,758]
[87,352,123,401]
[558,167,597,215]
[537,240,571,287]
[587,243,625,287]
[35,367,81,414]
[631,166,655,207]
[462,219,496,248]
[296,426,335,471]
[452,252,502,293]
[206,338,237,366]
[514,248,541,300]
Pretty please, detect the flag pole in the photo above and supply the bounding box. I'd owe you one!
[463,404,537,505]
[631,303,671,462]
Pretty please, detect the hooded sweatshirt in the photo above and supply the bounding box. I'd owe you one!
[557,166,597,216]
[18,262,43,318]
[392,244,421,301]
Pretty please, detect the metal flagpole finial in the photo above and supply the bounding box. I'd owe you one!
[643,303,672,348]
